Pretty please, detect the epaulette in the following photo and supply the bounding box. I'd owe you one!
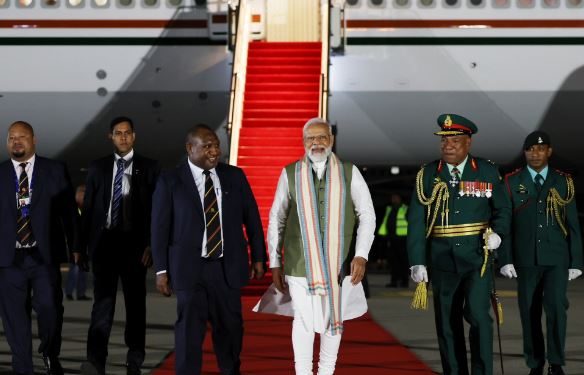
[554,168,572,178]
[486,159,496,165]
[503,167,522,196]
[470,157,478,171]
[504,167,522,178]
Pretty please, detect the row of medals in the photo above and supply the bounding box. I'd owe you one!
[457,181,493,198]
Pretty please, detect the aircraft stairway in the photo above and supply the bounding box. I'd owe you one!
[238,41,322,295]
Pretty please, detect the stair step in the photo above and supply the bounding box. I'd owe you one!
[243,108,317,119]
[239,165,287,177]
[248,49,321,58]
[244,91,319,101]
[246,74,320,84]
[239,146,303,157]
[240,137,301,148]
[238,155,301,166]
[249,41,321,50]
[246,82,319,92]
[242,118,308,128]
[247,57,321,66]
[247,65,321,75]
[244,99,318,111]
[240,127,304,138]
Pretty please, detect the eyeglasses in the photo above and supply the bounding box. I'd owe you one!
[304,135,330,143]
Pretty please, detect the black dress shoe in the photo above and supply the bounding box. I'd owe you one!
[126,363,142,375]
[42,356,64,375]
[529,365,544,375]
[76,295,92,301]
[80,361,105,375]
[66,294,74,301]
[548,365,566,375]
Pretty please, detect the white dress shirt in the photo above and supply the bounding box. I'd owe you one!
[267,163,376,268]
[187,159,224,258]
[12,154,37,248]
[106,149,134,229]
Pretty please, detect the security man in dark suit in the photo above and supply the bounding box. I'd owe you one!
[79,117,160,375]
[499,131,583,375]
[0,121,78,375]
[152,124,266,375]
[408,114,511,375]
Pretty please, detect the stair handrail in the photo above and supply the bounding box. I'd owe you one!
[318,0,331,120]
[227,0,252,166]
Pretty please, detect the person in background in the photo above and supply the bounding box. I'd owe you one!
[79,116,160,375]
[0,121,78,375]
[378,193,409,288]
[499,131,583,375]
[65,184,90,301]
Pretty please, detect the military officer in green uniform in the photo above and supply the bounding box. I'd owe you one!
[408,114,511,375]
[499,131,583,375]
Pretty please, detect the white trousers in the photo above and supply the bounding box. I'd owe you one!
[287,276,343,375]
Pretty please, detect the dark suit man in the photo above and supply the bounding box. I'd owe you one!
[80,117,159,375]
[408,114,511,375]
[500,131,583,375]
[0,121,77,375]
[152,125,266,375]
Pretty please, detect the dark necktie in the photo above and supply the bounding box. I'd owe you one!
[111,158,125,228]
[203,170,222,259]
[450,166,460,187]
[17,163,35,246]
[535,173,544,192]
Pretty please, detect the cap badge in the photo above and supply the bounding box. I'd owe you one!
[537,136,543,144]
[444,115,452,128]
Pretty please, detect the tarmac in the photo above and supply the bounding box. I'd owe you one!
[1,268,584,374]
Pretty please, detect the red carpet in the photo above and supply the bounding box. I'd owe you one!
[152,297,434,374]
[239,41,322,296]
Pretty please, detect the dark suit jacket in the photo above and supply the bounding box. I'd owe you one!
[151,160,266,290]
[80,152,160,257]
[500,166,583,268]
[0,156,77,267]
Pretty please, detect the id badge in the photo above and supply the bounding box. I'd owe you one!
[18,197,31,208]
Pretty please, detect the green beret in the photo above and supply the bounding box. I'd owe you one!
[435,114,478,136]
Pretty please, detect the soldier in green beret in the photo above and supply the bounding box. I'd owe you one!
[499,131,583,375]
[407,114,512,375]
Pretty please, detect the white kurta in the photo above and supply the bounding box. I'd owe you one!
[254,163,376,331]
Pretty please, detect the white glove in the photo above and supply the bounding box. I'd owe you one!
[410,265,428,283]
[500,264,517,279]
[486,232,501,250]
[568,269,582,281]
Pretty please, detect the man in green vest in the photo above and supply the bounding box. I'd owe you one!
[408,114,511,375]
[378,193,409,287]
[499,131,583,375]
[267,118,376,375]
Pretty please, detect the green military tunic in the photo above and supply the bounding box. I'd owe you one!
[408,155,511,375]
[499,166,583,369]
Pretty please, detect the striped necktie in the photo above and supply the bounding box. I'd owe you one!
[203,170,222,259]
[17,162,35,246]
[535,173,544,192]
[110,158,125,228]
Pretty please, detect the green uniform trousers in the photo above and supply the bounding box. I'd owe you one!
[517,265,568,368]
[432,267,493,375]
